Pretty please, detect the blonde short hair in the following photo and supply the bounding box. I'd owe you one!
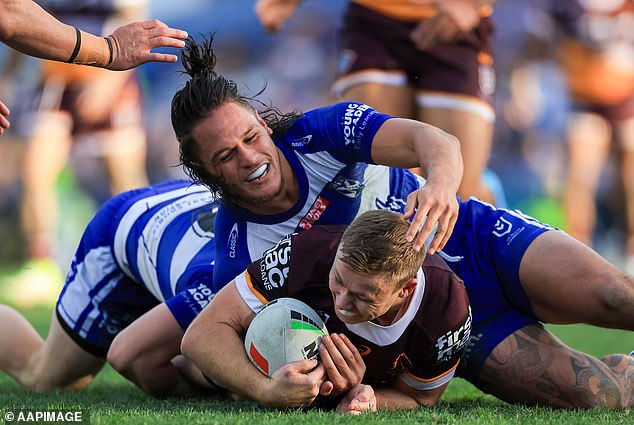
[339,210,425,288]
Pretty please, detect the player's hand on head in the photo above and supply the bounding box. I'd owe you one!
[0,100,10,134]
[254,0,302,33]
[318,333,366,397]
[404,183,459,254]
[107,20,188,70]
[336,384,377,415]
[410,0,481,50]
[264,359,325,407]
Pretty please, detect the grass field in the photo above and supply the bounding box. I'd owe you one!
[0,305,631,424]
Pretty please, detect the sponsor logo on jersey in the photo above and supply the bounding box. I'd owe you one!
[186,282,216,312]
[228,223,239,258]
[435,306,472,363]
[150,195,210,239]
[376,195,407,212]
[290,134,313,147]
[329,176,364,198]
[492,216,512,237]
[342,103,372,146]
[298,196,330,230]
[259,234,292,290]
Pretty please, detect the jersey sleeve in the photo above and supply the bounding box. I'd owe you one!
[165,280,217,330]
[287,102,393,164]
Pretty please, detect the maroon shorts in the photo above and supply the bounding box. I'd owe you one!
[36,74,143,136]
[573,93,634,123]
[335,2,495,105]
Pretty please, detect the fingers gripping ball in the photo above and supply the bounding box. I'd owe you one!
[245,298,329,376]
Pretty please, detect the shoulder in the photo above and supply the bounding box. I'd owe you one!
[245,226,344,298]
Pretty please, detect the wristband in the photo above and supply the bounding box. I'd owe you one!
[67,26,82,63]
[73,30,111,67]
[104,36,114,67]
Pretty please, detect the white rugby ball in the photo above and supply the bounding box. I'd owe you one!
[244,297,329,377]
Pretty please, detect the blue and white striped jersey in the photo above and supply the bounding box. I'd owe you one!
[57,180,218,350]
[109,180,217,301]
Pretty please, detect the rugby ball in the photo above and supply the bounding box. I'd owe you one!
[244,297,329,377]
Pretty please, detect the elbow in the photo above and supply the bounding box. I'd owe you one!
[444,129,461,153]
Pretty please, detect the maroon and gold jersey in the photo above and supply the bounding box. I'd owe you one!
[234,226,471,391]
[552,0,634,105]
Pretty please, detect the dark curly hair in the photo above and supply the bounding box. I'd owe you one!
[171,34,302,202]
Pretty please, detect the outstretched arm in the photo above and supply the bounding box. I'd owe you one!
[0,0,187,69]
[371,118,463,254]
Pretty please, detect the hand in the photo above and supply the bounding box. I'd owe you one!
[336,384,377,415]
[255,0,302,33]
[0,100,9,134]
[107,20,188,71]
[262,359,326,408]
[318,333,366,397]
[410,0,481,50]
[403,183,459,254]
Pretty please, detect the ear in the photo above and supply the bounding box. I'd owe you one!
[398,278,417,299]
[256,112,273,135]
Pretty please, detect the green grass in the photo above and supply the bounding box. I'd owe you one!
[0,306,631,424]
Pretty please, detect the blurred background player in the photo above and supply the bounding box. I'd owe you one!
[3,0,153,307]
[549,0,634,271]
[255,0,502,205]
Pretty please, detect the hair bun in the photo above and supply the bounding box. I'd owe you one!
[181,34,218,79]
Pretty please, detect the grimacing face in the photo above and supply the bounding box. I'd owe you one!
[328,253,410,326]
[190,102,288,212]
